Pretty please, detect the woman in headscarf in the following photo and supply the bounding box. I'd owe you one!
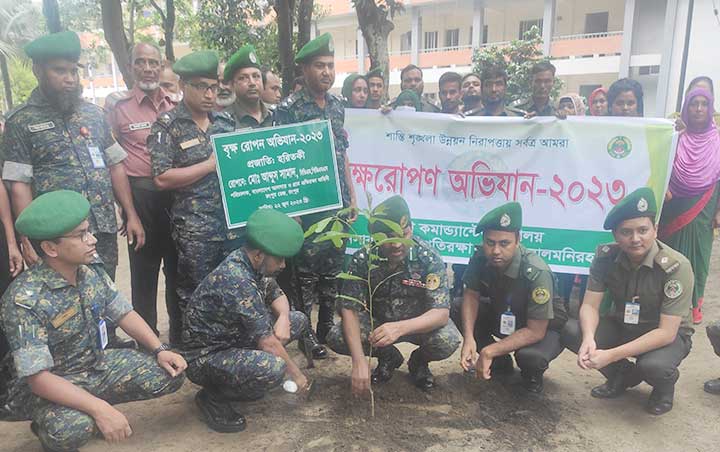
[558,93,586,116]
[341,73,368,108]
[659,87,720,324]
[670,76,720,126]
[607,78,644,117]
[588,87,608,116]
[393,89,422,111]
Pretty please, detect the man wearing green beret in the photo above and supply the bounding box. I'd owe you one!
[275,32,358,360]
[366,67,385,109]
[2,31,145,349]
[562,187,694,415]
[224,45,274,129]
[183,208,311,433]
[149,51,238,341]
[327,196,461,393]
[0,190,186,452]
[451,202,566,394]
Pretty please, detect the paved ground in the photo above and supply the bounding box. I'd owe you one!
[2,238,720,451]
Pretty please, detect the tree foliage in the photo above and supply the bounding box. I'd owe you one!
[0,57,35,108]
[472,26,563,104]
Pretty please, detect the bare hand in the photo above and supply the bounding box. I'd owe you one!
[475,348,493,380]
[273,315,291,344]
[351,359,371,398]
[94,404,132,443]
[20,236,39,267]
[460,339,478,372]
[674,117,687,132]
[380,104,393,115]
[293,372,309,392]
[125,215,146,251]
[157,350,187,377]
[206,153,217,172]
[585,349,615,370]
[369,322,403,348]
[577,338,597,370]
[665,190,673,202]
[523,111,538,120]
[8,242,22,277]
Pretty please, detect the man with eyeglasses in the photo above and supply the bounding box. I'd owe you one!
[0,190,186,452]
[224,45,274,130]
[107,43,181,346]
[2,31,143,350]
[148,51,237,341]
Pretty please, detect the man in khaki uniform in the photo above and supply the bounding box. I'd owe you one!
[562,187,694,416]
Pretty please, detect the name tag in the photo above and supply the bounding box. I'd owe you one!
[51,306,78,328]
[129,121,152,131]
[88,146,106,168]
[624,301,640,325]
[500,311,516,335]
[179,138,201,150]
[401,278,426,288]
[28,121,55,133]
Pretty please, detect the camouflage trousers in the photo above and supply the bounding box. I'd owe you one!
[292,239,345,320]
[186,311,308,401]
[326,311,461,363]
[174,235,243,327]
[24,349,184,452]
[94,232,118,281]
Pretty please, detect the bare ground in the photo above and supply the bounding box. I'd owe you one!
[2,239,720,452]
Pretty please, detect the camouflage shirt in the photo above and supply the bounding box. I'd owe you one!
[1,88,127,234]
[0,261,132,379]
[275,88,350,206]
[182,249,285,361]
[226,101,274,130]
[148,101,237,241]
[464,245,555,336]
[339,236,450,323]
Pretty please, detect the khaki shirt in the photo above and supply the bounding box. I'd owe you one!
[588,240,694,330]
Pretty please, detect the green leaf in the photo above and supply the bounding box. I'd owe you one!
[368,263,379,271]
[331,220,343,233]
[376,218,403,236]
[336,272,365,281]
[337,294,366,306]
[331,236,343,248]
[371,232,388,242]
[313,217,333,234]
[312,231,352,244]
[303,222,318,238]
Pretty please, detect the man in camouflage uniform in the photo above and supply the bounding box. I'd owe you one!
[479,66,525,117]
[515,61,557,117]
[224,45,274,129]
[0,190,185,452]
[275,33,358,359]
[451,202,566,394]
[327,196,461,393]
[2,31,144,349]
[562,188,694,415]
[183,209,310,433]
[149,51,238,332]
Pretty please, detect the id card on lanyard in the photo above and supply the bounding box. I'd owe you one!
[624,296,640,325]
[500,295,516,335]
[92,304,109,349]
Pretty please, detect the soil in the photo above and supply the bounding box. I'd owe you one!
[2,239,720,452]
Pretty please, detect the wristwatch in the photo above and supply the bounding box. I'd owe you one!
[152,343,171,356]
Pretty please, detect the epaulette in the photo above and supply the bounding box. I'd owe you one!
[12,285,39,310]
[511,97,530,109]
[523,250,551,281]
[655,249,680,274]
[104,90,131,110]
[4,103,30,122]
[506,106,527,116]
[414,237,438,265]
[594,243,620,259]
[278,93,299,110]
[329,92,344,103]
[156,111,174,127]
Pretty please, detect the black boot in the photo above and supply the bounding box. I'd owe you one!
[298,329,328,360]
[371,346,404,384]
[408,350,435,390]
[316,303,335,344]
[521,370,545,394]
[704,378,720,395]
[645,386,674,415]
[195,389,247,433]
[591,363,641,399]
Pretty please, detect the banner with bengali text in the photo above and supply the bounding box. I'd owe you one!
[344,110,677,274]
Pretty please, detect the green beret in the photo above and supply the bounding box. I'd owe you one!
[224,45,260,81]
[173,50,219,79]
[24,31,82,63]
[369,195,411,236]
[295,33,334,64]
[394,90,422,111]
[341,73,365,101]
[246,209,304,257]
[16,190,90,240]
[603,187,657,230]
[367,67,385,80]
[476,202,522,233]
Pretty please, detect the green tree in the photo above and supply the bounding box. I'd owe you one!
[0,0,38,110]
[0,57,36,109]
[472,26,563,105]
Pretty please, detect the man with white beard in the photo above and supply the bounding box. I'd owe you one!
[107,42,182,345]
[215,61,236,110]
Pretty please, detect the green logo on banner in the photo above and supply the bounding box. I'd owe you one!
[607,136,632,159]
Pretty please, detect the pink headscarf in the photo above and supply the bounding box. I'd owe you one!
[588,87,608,116]
[669,88,720,198]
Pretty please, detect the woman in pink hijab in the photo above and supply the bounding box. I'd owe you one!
[659,87,720,324]
[588,87,608,116]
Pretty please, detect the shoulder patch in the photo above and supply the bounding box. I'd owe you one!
[524,265,540,282]
[655,250,680,274]
[13,288,39,310]
[279,93,298,109]
[664,279,683,299]
[157,112,173,126]
[532,287,550,304]
[595,243,619,258]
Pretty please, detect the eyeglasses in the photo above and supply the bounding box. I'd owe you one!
[187,82,219,94]
[61,230,94,243]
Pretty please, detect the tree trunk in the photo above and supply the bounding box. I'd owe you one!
[0,54,13,111]
[101,0,133,89]
[164,0,176,62]
[355,1,394,99]
[274,0,296,96]
[42,0,62,33]
[296,0,314,53]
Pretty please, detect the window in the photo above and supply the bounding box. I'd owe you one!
[469,25,489,45]
[424,31,438,50]
[400,31,412,52]
[638,65,660,76]
[519,19,543,39]
[585,12,609,34]
[445,28,459,49]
